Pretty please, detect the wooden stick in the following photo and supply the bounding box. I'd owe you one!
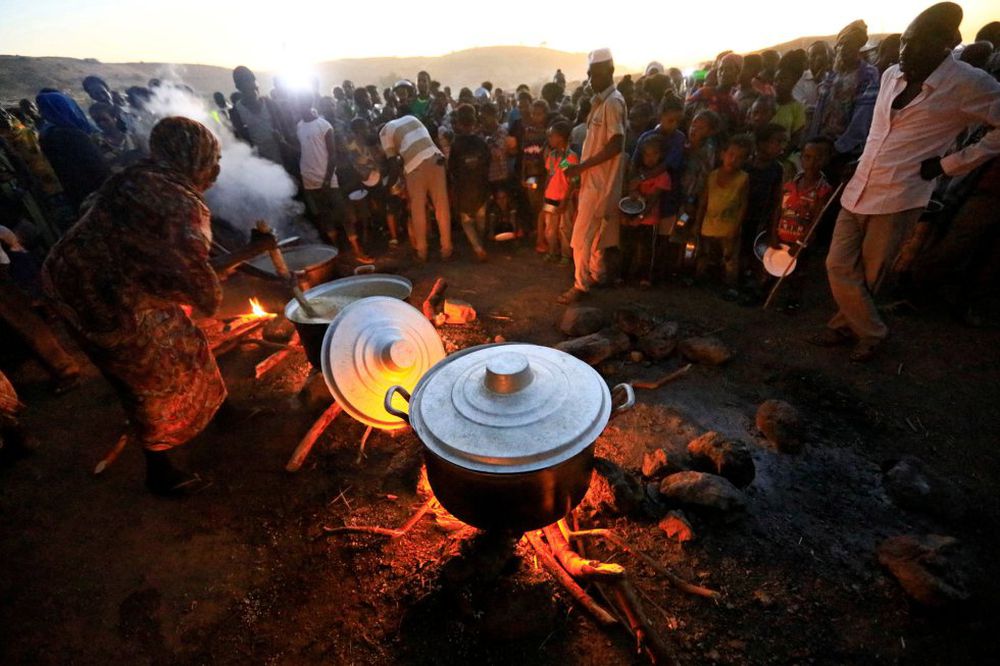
[422,277,448,320]
[567,529,720,599]
[321,496,435,539]
[610,579,676,665]
[525,531,618,627]
[542,523,625,580]
[254,349,291,379]
[286,402,343,472]
[93,434,128,476]
[256,221,320,319]
[631,363,693,391]
[242,339,292,352]
[212,318,269,355]
[355,425,374,464]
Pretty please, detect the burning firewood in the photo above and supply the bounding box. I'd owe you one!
[524,531,618,627]
[541,523,624,580]
[286,402,343,473]
[564,527,720,600]
[609,578,677,665]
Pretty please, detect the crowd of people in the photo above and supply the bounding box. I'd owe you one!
[1,4,998,492]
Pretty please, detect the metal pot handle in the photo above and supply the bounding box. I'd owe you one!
[384,385,412,424]
[610,383,636,420]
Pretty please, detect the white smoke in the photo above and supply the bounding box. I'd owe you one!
[137,84,303,237]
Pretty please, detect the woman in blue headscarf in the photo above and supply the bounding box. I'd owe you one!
[36,91,110,210]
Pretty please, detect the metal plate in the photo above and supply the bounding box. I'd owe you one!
[322,297,444,431]
[246,245,338,277]
[763,245,798,277]
[409,343,612,474]
[284,274,412,325]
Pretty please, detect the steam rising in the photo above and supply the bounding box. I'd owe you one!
[138,85,303,236]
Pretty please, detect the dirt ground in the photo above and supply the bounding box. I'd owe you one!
[2,239,999,665]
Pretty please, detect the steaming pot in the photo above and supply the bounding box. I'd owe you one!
[384,343,634,532]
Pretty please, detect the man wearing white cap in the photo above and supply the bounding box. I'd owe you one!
[558,48,627,304]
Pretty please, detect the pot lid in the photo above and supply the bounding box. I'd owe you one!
[322,296,444,430]
[408,343,613,474]
[285,274,412,324]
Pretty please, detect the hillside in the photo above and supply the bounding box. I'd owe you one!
[0,47,588,104]
[0,35,888,104]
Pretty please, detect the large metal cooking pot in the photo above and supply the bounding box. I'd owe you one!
[246,244,340,291]
[384,343,634,532]
[285,275,413,368]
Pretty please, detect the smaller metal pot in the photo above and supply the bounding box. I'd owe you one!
[285,275,412,368]
[384,343,634,532]
[246,244,340,291]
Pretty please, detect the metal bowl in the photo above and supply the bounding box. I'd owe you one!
[618,196,646,216]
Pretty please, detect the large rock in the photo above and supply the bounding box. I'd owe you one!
[882,456,963,520]
[678,336,733,365]
[641,448,681,479]
[558,306,608,337]
[687,431,755,488]
[755,400,802,453]
[638,321,680,361]
[555,328,630,366]
[659,471,747,513]
[583,457,655,518]
[263,316,296,343]
[877,534,969,607]
[659,510,695,542]
[613,306,656,337]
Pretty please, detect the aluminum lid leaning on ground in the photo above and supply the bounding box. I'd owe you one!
[322,296,444,431]
[409,343,612,474]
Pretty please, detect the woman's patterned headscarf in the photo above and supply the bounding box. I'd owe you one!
[149,116,220,186]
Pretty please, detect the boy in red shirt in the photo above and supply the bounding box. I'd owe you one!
[622,140,672,287]
[542,121,579,264]
[767,137,834,310]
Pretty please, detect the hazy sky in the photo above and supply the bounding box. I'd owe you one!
[0,0,995,72]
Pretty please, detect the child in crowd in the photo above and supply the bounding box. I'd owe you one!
[747,96,777,134]
[773,65,806,149]
[447,104,491,261]
[632,92,686,281]
[667,109,720,278]
[520,99,550,251]
[541,121,579,265]
[741,123,788,299]
[622,139,672,287]
[479,102,515,190]
[345,116,401,246]
[694,134,752,296]
[487,187,520,241]
[767,137,834,310]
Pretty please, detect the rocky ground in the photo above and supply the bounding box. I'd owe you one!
[2,240,998,665]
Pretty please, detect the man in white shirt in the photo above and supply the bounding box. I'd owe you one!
[814,2,1000,361]
[558,48,626,304]
[296,94,371,262]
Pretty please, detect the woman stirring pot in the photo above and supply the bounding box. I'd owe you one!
[43,117,226,496]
